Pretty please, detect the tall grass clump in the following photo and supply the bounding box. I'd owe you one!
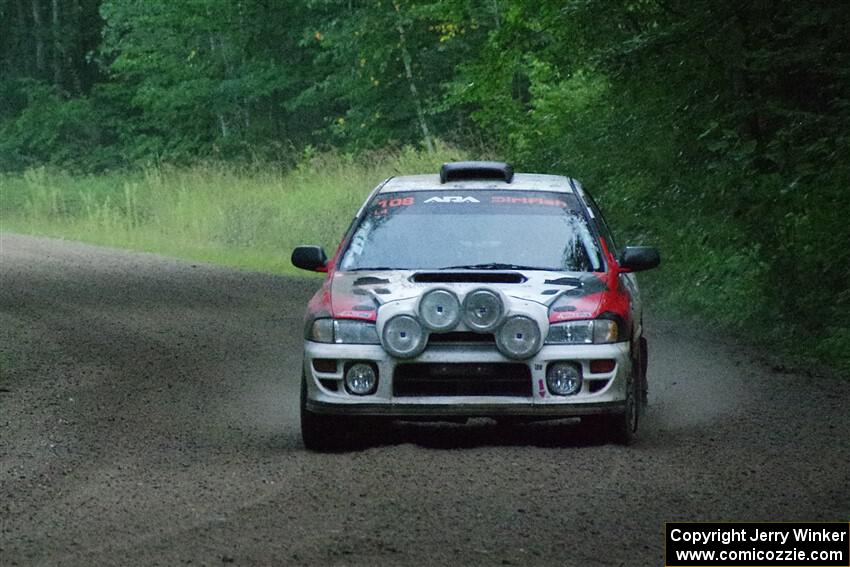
[0,144,466,274]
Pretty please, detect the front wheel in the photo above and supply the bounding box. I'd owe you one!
[605,372,638,445]
[639,335,649,405]
[584,363,639,445]
[300,374,350,451]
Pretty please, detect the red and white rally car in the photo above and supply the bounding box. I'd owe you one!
[292,161,660,450]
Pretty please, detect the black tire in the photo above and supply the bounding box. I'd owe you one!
[639,335,649,406]
[605,371,638,445]
[584,356,640,445]
[300,374,350,452]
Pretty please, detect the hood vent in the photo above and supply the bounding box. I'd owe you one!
[411,272,526,284]
[353,276,390,286]
[543,276,582,287]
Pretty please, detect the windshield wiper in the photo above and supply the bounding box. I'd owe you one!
[438,263,554,271]
[347,266,399,271]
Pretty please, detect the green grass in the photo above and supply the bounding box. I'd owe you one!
[0,145,466,275]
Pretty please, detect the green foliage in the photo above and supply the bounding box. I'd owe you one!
[97,0,315,161]
[291,0,489,150]
[2,0,849,372]
[0,80,109,170]
[435,0,850,371]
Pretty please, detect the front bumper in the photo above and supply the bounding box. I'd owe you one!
[302,341,631,418]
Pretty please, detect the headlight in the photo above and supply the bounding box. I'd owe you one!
[419,289,461,331]
[496,316,542,359]
[545,320,619,344]
[309,318,334,343]
[381,315,426,358]
[462,289,504,332]
[308,318,379,344]
[333,319,380,344]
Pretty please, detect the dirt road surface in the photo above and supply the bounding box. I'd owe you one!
[1,234,848,566]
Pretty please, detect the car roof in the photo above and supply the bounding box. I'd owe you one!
[378,173,576,194]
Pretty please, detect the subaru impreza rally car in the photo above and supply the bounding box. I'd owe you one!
[292,161,659,450]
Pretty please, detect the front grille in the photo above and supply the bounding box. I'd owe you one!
[393,363,532,397]
[427,332,495,345]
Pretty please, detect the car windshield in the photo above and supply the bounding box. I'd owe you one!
[338,190,603,272]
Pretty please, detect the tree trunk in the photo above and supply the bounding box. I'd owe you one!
[14,0,29,75]
[394,4,435,153]
[209,35,229,139]
[67,0,83,94]
[219,114,229,138]
[31,0,44,73]
[51,0,62,87]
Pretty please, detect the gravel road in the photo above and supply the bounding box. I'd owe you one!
[1,233,848,566]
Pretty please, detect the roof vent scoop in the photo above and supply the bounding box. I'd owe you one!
[439,161,514,184]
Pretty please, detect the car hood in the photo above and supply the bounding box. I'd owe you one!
[329,269,610,322]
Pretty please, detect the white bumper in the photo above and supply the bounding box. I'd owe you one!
[302,341,631,418]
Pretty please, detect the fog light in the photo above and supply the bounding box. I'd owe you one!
[345,362,378,395]
[419,289,461,331]
[382,315,426,358]
[463,289,504,332]
[546,362,582,395]
[496,316,542,359]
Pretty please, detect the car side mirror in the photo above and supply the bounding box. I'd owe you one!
[618,246,660,272]
[291,245,328,272]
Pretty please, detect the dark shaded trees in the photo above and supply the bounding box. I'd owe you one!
[1,0,848,364]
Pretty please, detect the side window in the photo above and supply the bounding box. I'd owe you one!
[583,191,620,256]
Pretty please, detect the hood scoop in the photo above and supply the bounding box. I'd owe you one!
[411,272,526,284]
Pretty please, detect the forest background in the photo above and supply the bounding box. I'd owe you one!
[1,1,848,372]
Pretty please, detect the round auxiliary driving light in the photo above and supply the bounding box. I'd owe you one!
[345,362,378,395]
[462,289,504,332]
[381,315,427,358]
[546,362,582,396]
[496,316,542,359]
[419,289,461,331]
